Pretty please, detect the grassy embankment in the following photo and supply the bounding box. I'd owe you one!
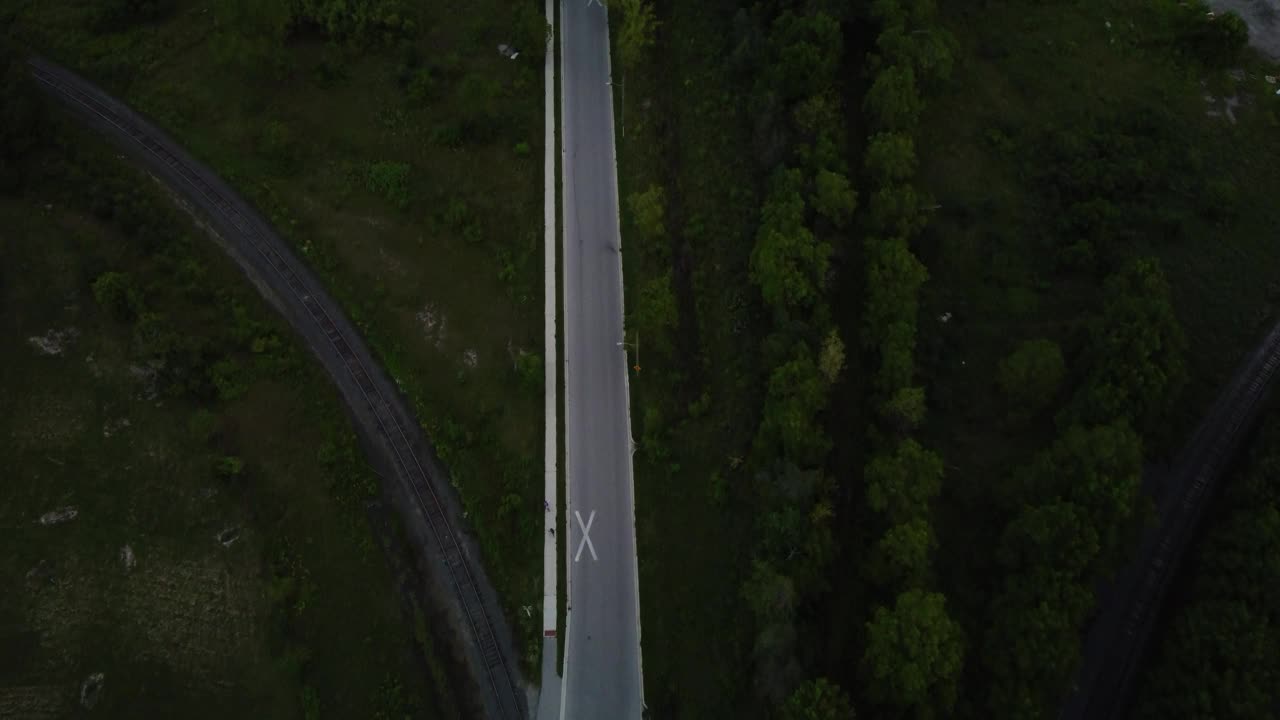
[0,125,459,718]
[11,0,550,668]
[613,0,762,715]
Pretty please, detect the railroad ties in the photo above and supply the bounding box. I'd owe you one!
[27,59,520,718]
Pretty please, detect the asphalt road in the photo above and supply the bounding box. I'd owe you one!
[559,1,645,718]
[26,57,526,720]
[1059,319,1280,719]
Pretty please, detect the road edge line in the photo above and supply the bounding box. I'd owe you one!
[600,5,646,713]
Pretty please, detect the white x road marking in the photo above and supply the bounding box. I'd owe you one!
[574,509,598,562]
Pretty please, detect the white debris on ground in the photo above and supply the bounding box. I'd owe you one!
[79,673,105,709]
[216,526,241,548]
[120,545,136,571]
[27,327,80,356]
[416,303,448,348]
[37,507,78,526]
[1204,90,1245,124]
[498,43,520,60]
[84,353,103,378]
[463,348,479,368]
[102,417,131,438]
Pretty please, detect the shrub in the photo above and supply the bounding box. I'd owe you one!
[998,339,1066,418]
[366,161,411,209]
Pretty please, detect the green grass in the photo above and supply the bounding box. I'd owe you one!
[614,0,763,715]
[0,134,459,717]
[10,0,548,669]
[907,0,1280,700]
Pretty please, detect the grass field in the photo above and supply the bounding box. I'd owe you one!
[0,130,460,717]
[8,0,548,667]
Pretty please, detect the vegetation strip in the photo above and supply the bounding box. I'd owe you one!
[27,56,526,720]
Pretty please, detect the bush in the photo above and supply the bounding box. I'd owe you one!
[366,161,411,209]
[92,271,144,321]
[998,339,1065,419]
[628,184,667,241]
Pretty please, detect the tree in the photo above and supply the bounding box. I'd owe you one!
[879,385,926,432]
[863,65,923,131]
[743,560,802,703]
[997,501,1100,576]
[818,328,846,384]
[862,236,928,349]
[759,344,831,466]
[865,438,944,524]
[1069,257,1186,433]
[751,168,831,312]
[867,183,928,238]
[769,10,843,102]
[793,92,840,139]
[1179,8,1249,68]
[877,321,918,393]
[813,169,858,228]
[783,678,857,720]
[758,463,837,594]
[865,132,918,183]
[628,184,666,241]
[863,589,964,717]
[614,0,659,71]
[871,518,934,588]
[983,570,1094,719]
[92,271,143,321]
[873,25,956,85]
[635,271,677,357]
[998,339,1065,418]
[1017,422,1143,553]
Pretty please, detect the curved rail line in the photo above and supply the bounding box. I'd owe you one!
[27,57,523,719]
[1061,318,1280,718]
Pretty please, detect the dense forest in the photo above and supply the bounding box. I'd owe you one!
[7,0,1280,717]
[615,0,1280,717]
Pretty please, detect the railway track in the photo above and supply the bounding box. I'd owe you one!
[27,57,524,719]
[1061,318,1280,719]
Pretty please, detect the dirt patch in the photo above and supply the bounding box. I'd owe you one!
[10,392,89,451]
[416,303,449,348]
[463,348,479,368]
[0,685,70,719]
[117,553,256,680]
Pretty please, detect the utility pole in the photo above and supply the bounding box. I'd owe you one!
[616,331,640,373]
